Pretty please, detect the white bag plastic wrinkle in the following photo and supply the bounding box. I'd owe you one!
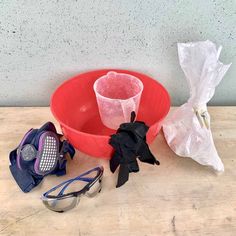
[163,40,231,172]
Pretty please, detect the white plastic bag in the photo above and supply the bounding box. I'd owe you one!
[163,40,231,172]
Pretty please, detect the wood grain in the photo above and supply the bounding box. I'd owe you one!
[0,107,235,236]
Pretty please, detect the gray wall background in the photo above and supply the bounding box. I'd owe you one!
[0,0,235,106]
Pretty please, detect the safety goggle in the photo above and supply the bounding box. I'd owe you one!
[41,166,104,212]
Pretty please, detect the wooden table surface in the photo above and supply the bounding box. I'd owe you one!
[0,107,236,236]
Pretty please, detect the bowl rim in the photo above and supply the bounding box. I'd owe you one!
[50,68,171,138]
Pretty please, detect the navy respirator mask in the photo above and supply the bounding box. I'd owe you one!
[9,122,75,193]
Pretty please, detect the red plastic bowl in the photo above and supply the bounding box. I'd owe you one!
[51,69,170,159]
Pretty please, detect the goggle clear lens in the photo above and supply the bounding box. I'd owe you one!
[86,178,102,197]
[42,195,79,213]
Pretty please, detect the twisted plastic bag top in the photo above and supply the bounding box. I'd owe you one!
[163,40,231,172]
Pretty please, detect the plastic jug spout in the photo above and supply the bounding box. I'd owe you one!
[107,71,117,78]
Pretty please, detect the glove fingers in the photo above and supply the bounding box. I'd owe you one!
[110,152,121,173]
[138,142,160,165]
[128,158,139,172]
[116,164,129,188]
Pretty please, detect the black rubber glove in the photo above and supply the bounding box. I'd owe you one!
[109,112,160,188]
